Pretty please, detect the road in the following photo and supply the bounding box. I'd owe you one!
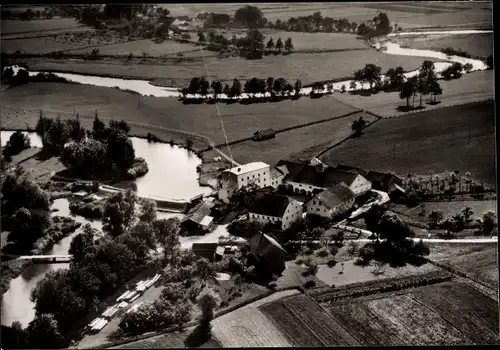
[349,189,390,219]
[290,237,498,244]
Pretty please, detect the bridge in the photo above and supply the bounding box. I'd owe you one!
[4,254,73,264]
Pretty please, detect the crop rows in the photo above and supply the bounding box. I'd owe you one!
[313,270,454,303]
[410,282,499,344]
[282,294,359,346]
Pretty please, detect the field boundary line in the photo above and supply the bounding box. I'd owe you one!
[281,300,327,346]
[1,24,89,37]
[300,288,360,345]
[406,293,477,344]
[314,118,381,158]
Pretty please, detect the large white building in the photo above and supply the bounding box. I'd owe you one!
[248,193,303,231]
[218,162,284,203]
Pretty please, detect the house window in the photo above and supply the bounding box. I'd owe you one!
[313,200,316,205]
[317,208,320,212]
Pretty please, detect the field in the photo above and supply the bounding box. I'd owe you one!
[427,243,498,290]
[1,18,88,36]
[332,70,494,118]
[227,111,374,166]
[390,200,497,225]
[210,289,300,347]
[259,294,359,346]
[393,33,494,60]
[0,82,358,146]
[326,281,499,345]
[16,47,445,86]
[320,101,496,186]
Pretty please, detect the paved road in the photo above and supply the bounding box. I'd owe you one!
[349,189,390,219]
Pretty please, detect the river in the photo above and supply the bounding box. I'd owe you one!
[0,130,210,327]
[4,29,491,97]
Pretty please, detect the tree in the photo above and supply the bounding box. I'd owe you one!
[416,76,428,106]
[284,37,293,52]
[92,113,107,140]
[266,37,274,51]
[351,116,366,135]
[69,224,96,263]
[481,211,497,236]
[364,204,387,239]
[234,5,265,28]
[427,210,444,229]
[199,76,210,96]
[429,80,443,103]
[188,77,201,95]
[486,54,493,70]
[102,189,138,238]
[362,64,382,90]
[109,119,130,134]
[399,77,418,108]
[223,83,230,96]
[67,117,86,142]
[419,60,435,78]
[266,77,275,96]
[3,131,31,156]
[139,198,157,223]
[353,69,365,89]
[197,31,206,44]
[275,37,283,52]
[303,258,318,277]
[107,128,135,170]
[211,80,222,99]
[461,207,474,226]
[294,79,302,95]
[463,62,473,73]
[350,21,357,34]
[230,78,242,97]
[228,219,262,238]
[26,313,63,349]
[349,80,357,91]
[42,117,70,154]
[153,217,181,262]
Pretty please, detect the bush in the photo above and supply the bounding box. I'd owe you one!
[69,200,103,219]
[126,157,149,179]
[315,248,329,257]
[327,259,337,268]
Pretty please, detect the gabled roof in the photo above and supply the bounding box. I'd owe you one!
[312,183,356,209]
[255,128,275,136]
[249,193,292,218]
[389,183,406,193]
[335,164,367,177]
[182,201,211,225]
[224,162,269,175]
[249,232,287,255]
[270,167,284,179]
[366,171,403,185]
[277,160,359,188]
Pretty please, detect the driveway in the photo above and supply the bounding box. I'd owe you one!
[349,189,390,219]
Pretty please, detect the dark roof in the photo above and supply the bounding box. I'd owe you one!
[249,232,286,256]
[314,183,356,209]
[255,128,275,136]
[366,171,403,186]
[276,160,359,189]
[249,193,292,217]
[191,243,218,260]
[182,201,212,225]
[335,164,367,177]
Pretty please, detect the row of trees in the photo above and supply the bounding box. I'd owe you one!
[427,207,497,237]
[269,11,393,39]
[182,76,303,99]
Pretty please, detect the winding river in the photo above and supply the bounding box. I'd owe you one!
[5,29,491,97]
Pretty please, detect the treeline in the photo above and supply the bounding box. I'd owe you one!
[35,113,148,180]
[180,76,304,104]
[269,11,394,39]
[1,7,54,20]
[2,68,70,87]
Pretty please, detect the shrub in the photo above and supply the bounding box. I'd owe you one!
[327,259,337,268]
[315,248,329,258]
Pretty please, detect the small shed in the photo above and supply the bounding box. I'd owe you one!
[192,242,219,262]
[253,128,276,141]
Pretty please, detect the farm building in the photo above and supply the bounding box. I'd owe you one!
[305,182,356,218]
[248,232,287,275]
[180,201,215,234]
[218,162,284,203]
[253,128,276,141]
[388,182,407,201]
[192,242,223,262]
[276,160,372,197]
[248,193,303,231]
[365,171,404,192]
[334,164,368,177]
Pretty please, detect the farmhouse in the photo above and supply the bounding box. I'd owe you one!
[334,164,368,177]
[305,182,356,218]
[249,232,287,275]
[365,171,404,192]
[180,201,215,234]
[253,128,276,141]
[276,160,372,197]
[248,193,303,231]
[218,162,284,203]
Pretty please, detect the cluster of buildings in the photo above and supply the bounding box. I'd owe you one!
[218,158,405,231]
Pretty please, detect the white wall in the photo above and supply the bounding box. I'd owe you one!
[237,167,271,189]
[283,180,322,196]
[349,175,372,196]
[248,200,303,230]
[305,197,355,218]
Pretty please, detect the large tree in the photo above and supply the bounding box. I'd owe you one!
[102,189,138,238]
[362,64,382,90]
[234,5,265,28]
